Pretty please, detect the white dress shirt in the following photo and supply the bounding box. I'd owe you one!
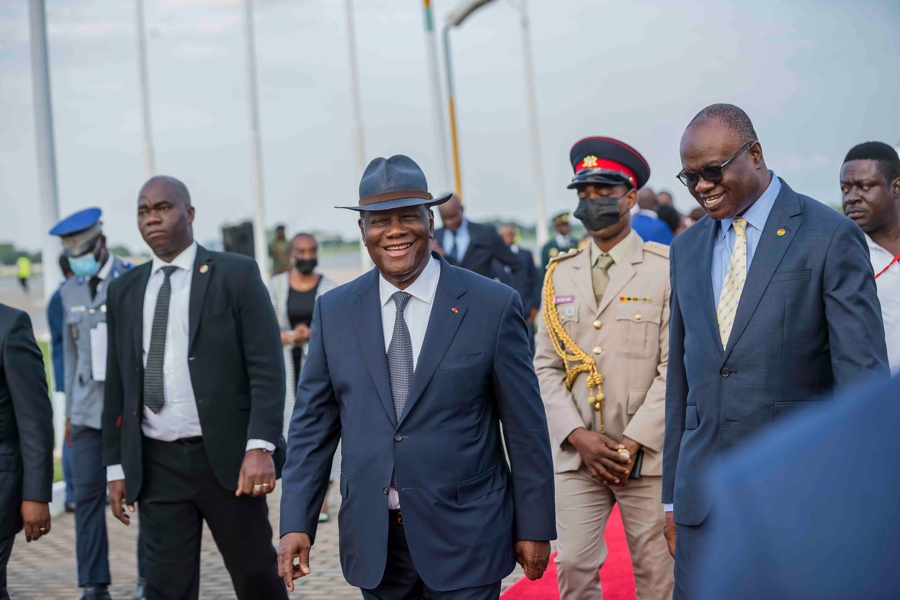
[378,256,441,508]
[866,234,900,375]
[442,219,471,263]
[108,242,273,482]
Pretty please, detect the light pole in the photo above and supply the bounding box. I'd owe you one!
[345,0,371,270]
[243,0,269,280]
[443,0,548,248]
[422,0,452,192]
[135,0,156,179]
[27,0,62,305]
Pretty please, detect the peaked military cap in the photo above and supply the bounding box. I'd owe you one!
[551,212,569,226]
[567,137,651,190]
[50,207,103,257]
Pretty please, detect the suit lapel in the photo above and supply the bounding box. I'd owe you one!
[696,218,723,355]
[596,236,641,317]
[130,264,152,370]
[398,258,467,428]
[188,246,213,350]
[350,270,397,426]
[723,182,803,361]
[568,247,598,315]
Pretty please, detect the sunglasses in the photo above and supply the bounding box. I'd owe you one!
[676,141,754,189]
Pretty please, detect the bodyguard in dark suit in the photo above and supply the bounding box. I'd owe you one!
[697,376,900,599]
[497,224,540,351]
[0,303,54,600]
[663,104,889,599]
[435,194,524,281]
[103,176,287,600]
[278,156,556,599]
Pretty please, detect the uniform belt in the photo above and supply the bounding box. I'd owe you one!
[175,436,203,445]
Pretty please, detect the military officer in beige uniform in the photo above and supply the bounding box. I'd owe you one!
[535,137,674,600]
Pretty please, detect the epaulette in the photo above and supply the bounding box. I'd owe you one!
[549,247,583,264]
[643,242,670,259]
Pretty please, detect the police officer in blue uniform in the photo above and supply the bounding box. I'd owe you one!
[51,209,145,600]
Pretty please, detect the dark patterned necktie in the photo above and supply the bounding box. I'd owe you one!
[387,291,413,492]
[144,266,178,414]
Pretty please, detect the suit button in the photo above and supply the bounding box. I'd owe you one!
[593,321,602,329]
[382,487,389,495]
[593,347,602,355]
[721,367,730,378]
[394,433,403,442]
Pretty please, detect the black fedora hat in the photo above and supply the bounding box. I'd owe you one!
[337,155,452,212]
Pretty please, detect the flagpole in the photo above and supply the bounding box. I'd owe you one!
[346,0,371,270]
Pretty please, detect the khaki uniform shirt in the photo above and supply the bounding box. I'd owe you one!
[535,233,670,475]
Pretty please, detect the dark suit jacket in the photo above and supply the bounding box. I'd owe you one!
[103,246,286,504]
[0,303,53,539]
[493,247,540,313]
[48,288,65,392]
[281,253,556,591]
[436,221,523,281]
[663,179,889,526]
[698,376,900,599]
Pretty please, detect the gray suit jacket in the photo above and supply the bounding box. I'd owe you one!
[663,179,889,526]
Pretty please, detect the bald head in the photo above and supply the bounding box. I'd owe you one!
[438,194,464,233]
[139,176,191,208]
[637,187,657,211]
[138,175,195,262]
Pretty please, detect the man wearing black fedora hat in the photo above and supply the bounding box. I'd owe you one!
[278,155,557,599]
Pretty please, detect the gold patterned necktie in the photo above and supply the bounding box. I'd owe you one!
[717,218,748,348]
[592,254,615,303]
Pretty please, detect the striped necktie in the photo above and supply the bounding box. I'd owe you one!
[717,218,748,348]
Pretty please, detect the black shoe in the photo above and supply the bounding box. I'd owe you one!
[137,577,147,600]
[65,501,76,513]
[78,583,111,600]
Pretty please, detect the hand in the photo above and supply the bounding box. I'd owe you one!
[432,239,445,256]
[21,501,50,542]
[109,479,134,525]
[278,532,312,591]
[615,436,642,487]
[65,418,71,447]
[567,428,631,486]
[664,512,676,558]
[236,449,276,497]
[515,540,551,581]
[526,308,539,324]
[280,331,295,347]
[292,324,311,345]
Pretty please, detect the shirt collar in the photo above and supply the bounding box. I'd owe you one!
[151,241,198,275]
[719,171,781,239]
[380,256,441,308]
[591,230,635,267]
[638,209,659,220]
[96,253,116,280]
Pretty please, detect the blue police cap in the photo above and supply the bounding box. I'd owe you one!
[50,208,103,257]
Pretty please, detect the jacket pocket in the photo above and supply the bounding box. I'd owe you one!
[340,473,348,499]
[456,466,506,505]
[685,405,699,430]
[616,303,662,358]
[439,351,487,370]
[774,401,816,419]
[771,268,811,283]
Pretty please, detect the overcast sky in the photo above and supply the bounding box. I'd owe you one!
[2,0,899,252]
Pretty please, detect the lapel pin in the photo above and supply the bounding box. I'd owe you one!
[776,228,786,237]
[451,307,458,313]
[199,264,209,273]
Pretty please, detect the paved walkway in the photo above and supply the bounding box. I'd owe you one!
[7,487,526,599]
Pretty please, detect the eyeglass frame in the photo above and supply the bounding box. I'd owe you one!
[676,140,755,189]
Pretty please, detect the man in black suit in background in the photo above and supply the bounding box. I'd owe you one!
[498,224,541,349]
[436,194,524,281]
[0,303,54,600]
[103,176,288,600]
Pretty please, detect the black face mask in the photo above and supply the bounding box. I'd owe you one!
[574,196,624,232]
[294,258,317,275]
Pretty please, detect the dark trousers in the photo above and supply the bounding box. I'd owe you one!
[0,535,13,600]
[63,441,75,504]
[361,513,501,600]
[71,425,111,587]
[138,437,286,600]
[673,517,711,600]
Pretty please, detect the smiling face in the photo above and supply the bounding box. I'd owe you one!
[679,119,768,220]
[359,205,434,289]
[138,177,195,261]
[841,159,900,234]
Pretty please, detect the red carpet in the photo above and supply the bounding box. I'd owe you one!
[501,505,636,600]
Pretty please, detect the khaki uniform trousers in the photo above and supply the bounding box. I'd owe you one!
[555,468,673,600]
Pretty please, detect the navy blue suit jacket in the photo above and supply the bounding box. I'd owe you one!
[280,253,556,591]
[663,179,889,526]
[632,213,673,245]
[698,376,900,599]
